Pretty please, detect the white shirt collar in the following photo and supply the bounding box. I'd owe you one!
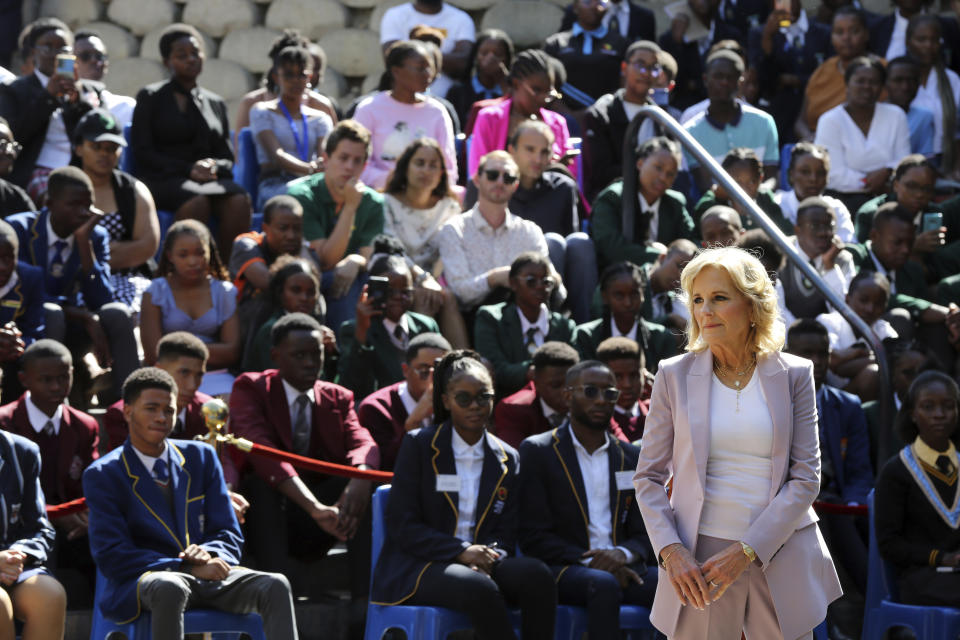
[602,0,631,36]
[792,236,822,268]
[24,391,63,435]
[638,193,661,214]
[45,213,74,252]
[451,428,485,458]
[610,318,638,342]
[132,440,169,476]
[866,243,894,279]
[282,377,315,407]
[397,381,418,416]
[382,314,410,347]
[470,204,516,235]
[570,425,611,457]
[781,9,809,39]
[34,69,50,87]
[614,401,640,417]
[517,303,550,339]
[540,397,559,420]
[0,271,20,301]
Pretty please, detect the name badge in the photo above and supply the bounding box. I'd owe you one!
[615,471,634,491]
[436,474,460,492]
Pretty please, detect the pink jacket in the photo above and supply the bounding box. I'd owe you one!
[468,98,571,178]
[634,350,842,639]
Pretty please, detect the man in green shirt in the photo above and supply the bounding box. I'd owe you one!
[287,120,385,332]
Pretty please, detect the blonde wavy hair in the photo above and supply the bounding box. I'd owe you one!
[679,246,785,355]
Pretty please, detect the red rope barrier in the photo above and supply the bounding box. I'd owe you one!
[46,497,87,518]
[242,440,394,481]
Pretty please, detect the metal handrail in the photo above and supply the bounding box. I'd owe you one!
[630,105,893,454]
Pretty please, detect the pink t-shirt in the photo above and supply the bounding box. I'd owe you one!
[353,91,458,190]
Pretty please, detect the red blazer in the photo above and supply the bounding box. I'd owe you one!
[356,381,409,472]
[0,394,99,503]
[493,381,628,449]
[612,400,649,443]
[104,391,215,451]
[229,370,380,487]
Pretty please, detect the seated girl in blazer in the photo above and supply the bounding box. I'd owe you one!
[370,350,557,640]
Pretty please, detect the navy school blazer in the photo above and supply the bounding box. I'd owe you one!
[82,439,243,623]
[370,422,520,605]
[0,431,55,569]
[0,261,45,344]
[518,423,653,574]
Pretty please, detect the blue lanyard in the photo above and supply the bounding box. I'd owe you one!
[278,101,310,162]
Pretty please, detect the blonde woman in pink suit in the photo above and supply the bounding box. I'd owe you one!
[633,246,842,640]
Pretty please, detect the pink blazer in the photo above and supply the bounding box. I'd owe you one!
[468,98,571,177]
[634,350,842,639]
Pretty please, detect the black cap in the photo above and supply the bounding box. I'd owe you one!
[73,108,126,147]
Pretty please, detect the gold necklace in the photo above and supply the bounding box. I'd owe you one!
[713,355,757,412]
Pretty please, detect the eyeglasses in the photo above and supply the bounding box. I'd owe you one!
[522,82,562,103]
[450,391,495,408]
[77,50,106,63]
[521,275,556,289]
[483,169,518,184]
[411,364,435,380]
[568,384,621,402]
[0,141,21,157]
[628,62,662,76]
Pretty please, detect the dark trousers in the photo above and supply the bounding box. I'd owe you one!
[556,563,658,638]
[819,511,867,594]
[242,472,372,598]
[408,556,557,640]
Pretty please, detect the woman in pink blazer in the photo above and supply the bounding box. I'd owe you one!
[467,49,571,178]
[634,246,842,640]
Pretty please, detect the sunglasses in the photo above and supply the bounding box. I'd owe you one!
[450,391,495,408]
[569,385,621,402]
[521,275,556,289]
[483,169,518,185]
[77,51,106,63]
[411,364,435,380]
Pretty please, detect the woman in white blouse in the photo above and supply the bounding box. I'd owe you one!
[815,56,911,215]
[383,137,468,347]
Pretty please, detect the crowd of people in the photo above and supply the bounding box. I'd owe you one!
[0,0,959,637]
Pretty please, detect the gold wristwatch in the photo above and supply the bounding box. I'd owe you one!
[740,541,757,563]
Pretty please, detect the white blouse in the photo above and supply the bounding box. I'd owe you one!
[911,67,960,155]
[814,103,911,193]
[382,194,461,273]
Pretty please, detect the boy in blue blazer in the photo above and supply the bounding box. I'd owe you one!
[82,368,298,640]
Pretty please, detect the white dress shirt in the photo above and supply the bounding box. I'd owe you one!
[517,304,550,349]
[776,189,855,243]
[791,236,856,299]
[610,318,638,342]
[452,429,486,543]
[398,381,430,430]
[816,309,898,352]
[33,69,72,171]
[132,441,169,479]
[24,391,63,435]
[638,194,661,242]
[867,244,897,295]
[815,103,911,193]
[382,314,410,350]
[540,398,563,427]
[911,67,960,155]
[45,215,74,267]
[603,0,632,38]
[884,9,909,62]
[570,429,634,564]
[780,9,809,50]
[282,378,315,427]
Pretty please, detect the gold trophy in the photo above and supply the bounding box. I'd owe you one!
[200,398,229,448]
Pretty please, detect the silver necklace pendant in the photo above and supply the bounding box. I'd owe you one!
[734,380,741,388]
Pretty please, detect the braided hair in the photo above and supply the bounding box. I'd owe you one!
[432,350,492,425]
[157,219,229,281]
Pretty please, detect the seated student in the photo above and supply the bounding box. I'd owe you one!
[338,253,440,400]
[699,204,745,247]
[287,119,384,333]
[0,339,98,578]
[445,29,513,128]
[560,0,657,43]
[437,151,564,313]
[657,0,742,110]
[854,155,957,280]
[131,24,251,259]
[785,318,872,591]
[583,40,665,202]
[494,341,582,448]
[0,429,66,640]
[595,337,649,442]
[815,56,911,215]
[72,30,136,129]
[775,142,855,242]
[503,120,595,323]
[642,239,696,329]
[885,56,936,158]
[230,313,378,599]
[591,137,695,271]
[229,195,323,345]
[0,219,44,399]
[683,51,780,193]
[0,117,34,217]
[544,0,629,107]
[83,368,298,640]
[518,360,656,637]
[693,148,794,237]
[140,220,239,397]
[7,166,138,404]
[816,270,896,401]
[676,40,748,125]
[371,350,557,639]
[357,333,451,470]
[73,108,158,316]
[242,256,329,374]
[779,196,855,320]
[575,261,677,370]
[874,371,960,608]
[475,252,576,397]
[250,45,333,210]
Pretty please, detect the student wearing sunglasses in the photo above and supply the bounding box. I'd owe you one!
[371,350,557,640]
[475,252,576,397]
[518,359,657,638]
[437,150,565,314]
[73,30,136,129]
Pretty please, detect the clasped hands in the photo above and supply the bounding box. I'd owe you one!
[662,542,754,610]
[0,549,26,585]
[179,543,231,581]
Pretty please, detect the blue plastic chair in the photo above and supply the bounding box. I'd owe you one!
[89,569,266,640]
[779,143,795,190]
[235,127,260,208]
[862,490,960,639]
[554,603,656,640]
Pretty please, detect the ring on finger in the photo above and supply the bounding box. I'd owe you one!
[709,580,720,588]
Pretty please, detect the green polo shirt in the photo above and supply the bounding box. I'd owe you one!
[287,173,385,258]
